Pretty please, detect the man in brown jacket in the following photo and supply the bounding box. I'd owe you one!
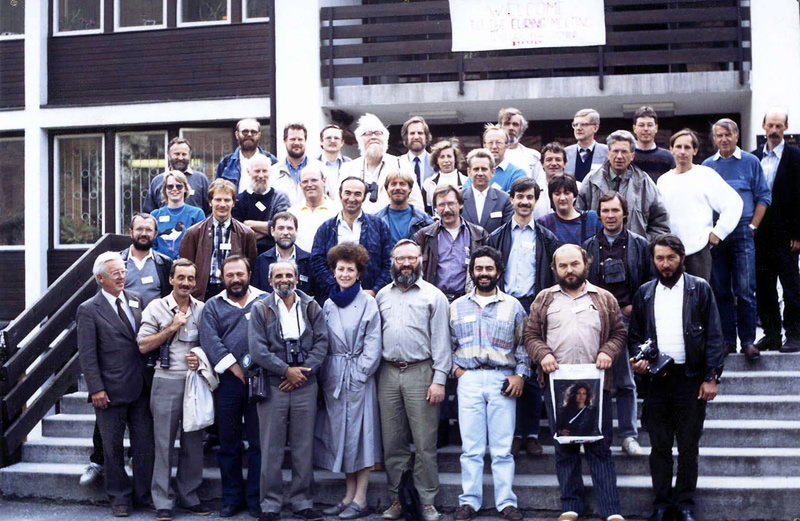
[179,179,258,300]
[524,244,626,521]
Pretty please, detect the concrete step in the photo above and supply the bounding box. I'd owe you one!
[1,462,798,521]
[723,351,800,371]
[719,371,800,394]
[22,436,800,478]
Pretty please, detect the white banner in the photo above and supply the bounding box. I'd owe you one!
[449,0,606,52]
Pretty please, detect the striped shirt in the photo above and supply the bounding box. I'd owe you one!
[449,289,531,377]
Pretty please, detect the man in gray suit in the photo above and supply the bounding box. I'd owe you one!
[461,148,514,234]
[565,108,609,182]
[77,251,154,517]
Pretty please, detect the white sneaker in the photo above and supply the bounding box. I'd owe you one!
[621,437,643,456]
[79,462,103,486]
[607,515,626,521]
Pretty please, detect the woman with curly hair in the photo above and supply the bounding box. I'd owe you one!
[557,382,598,437]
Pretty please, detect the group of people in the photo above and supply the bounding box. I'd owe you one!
[76,104,799,521]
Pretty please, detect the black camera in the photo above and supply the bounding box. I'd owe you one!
[633,339,674,377]
[366,181,379,203]
[285,339,306,366]
[158,342,171,369]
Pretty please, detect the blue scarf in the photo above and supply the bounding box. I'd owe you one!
[329,281,361,308]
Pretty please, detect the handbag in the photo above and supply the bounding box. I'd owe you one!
[183,369,215,432]
[248,367,269,404]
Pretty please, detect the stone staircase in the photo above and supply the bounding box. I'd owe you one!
[1,353,799,520]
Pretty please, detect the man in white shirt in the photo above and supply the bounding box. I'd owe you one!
[317,124,352,198]
[498,107,545,183]
[658,128,742,283]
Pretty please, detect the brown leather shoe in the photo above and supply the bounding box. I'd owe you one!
[781,338,800,353]
[525,437,544,457]
[742,343,760,361]
[453,504,476,520]
[510,437,523,456]
[500,505,523,521]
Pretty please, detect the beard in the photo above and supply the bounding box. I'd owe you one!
[239,138,257,152]
[274,281,296,299]
[556,267,588,291]
[363,142,386,163]
[170,158,189,172]
[657,265,685,288]
[473,273,500,292]
[287,147,305,160]
[251,179,268,194]
[276,236,296,250]
[225,280,248,299]
[391,263,422,288]
[132,236,153,251]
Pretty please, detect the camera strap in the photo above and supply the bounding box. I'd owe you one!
[276,299,302,342]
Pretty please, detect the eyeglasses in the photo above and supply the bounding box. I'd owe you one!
[165,183,184,190]
[361,130,384,138]
[572,122,596,129]
[109,269,127,278]
[484,140,506,147]
[238,129,260,136]
[435,201,460,209]
[393,256,419,264]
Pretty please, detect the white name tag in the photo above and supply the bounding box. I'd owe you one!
[490,211,503,219]
[245,312,251,321]
[491,182,503,191]
[158,215,170,223]
[129,300,139,308]
[255,201,267,212]
[140,276,154,285]
[188,188,196,196]
[299,274,308,282]
[182,328,199,342]
[464,315,477,323]
[219,243,232,251]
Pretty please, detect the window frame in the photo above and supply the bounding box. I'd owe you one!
[54,133,106,249]
[243,0,270,23]
[0,137,25,250]
[113,0,168,33]
[53,0,104,36]
[115,130,168,233]
[176,0,232,28]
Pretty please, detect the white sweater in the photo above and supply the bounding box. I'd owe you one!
[657,165,743,255]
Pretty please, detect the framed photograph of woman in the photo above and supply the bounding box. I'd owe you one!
[549,364,604,444]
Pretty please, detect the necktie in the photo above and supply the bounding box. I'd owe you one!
[579,148,589,162]
[612,176,621,192]
[414,157,422,187]
[116,298,135,338]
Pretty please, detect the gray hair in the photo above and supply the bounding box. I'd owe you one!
[574,108,600,126]
[712,118,739,136]
[606,130,637,151]
[93,251,124,278]
[268,260,299,279]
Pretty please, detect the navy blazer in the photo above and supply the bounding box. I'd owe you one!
[751,143,800,241]
[77,290,145,405]
[461,187,514,234]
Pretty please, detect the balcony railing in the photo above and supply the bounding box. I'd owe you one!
[320,0,750,99]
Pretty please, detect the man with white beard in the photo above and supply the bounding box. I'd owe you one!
[338,113,425,213]
[232,154,291,255]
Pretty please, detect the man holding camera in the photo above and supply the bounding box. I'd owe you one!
[138,259,209,521]
[628,234,724,521]
[249,261,329,521]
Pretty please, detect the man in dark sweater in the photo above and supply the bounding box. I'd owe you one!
[631,106,675,182]
[199,255,267,518]
[232,153,291,255]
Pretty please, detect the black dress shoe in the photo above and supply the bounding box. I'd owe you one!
[648,508,673,521]
[755,335,782,351]
[249,505,263,518]
[780,338,800,353]
[294,508,324,521]
[260,513,280,521]
[678,510,697,521]
[220,504,240,518]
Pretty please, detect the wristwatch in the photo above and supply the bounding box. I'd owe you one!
[748,223,758,232]
[704,371,721,383]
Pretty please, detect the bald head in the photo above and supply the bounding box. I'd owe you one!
[763,108,789,149]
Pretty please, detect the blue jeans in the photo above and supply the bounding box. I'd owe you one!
[457,369,517,511]
[711,222,757,345]
[615,313,638,440]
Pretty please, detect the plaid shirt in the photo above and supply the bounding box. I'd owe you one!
[449,289,531,377]
[209,218,232,285]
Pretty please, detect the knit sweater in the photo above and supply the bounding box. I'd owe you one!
[199,287,267,371]
[702,148,771,223]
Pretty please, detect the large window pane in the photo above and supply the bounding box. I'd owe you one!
[180,128,233,182]
[180,0,228,24]
[57,136,104,245]
[117,0,164,29]
[119,132,167,231]
[245,0,268,20]
[0,0,24,37]
[57,0,102,33]
[0,138,24,245]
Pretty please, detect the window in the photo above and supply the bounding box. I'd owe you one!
[178,0,230,26]
[118,132,167,232]
[55,0,102,35]
[0,138,24,246]
[56,136,104,246]
[0,0,24,38]
[115,0,166,31]
[244,0,269,21]
[181,124,271,181]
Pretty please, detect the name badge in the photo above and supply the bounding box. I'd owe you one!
[299,274,308,282]
[140,276,154,285]
[490,211,503,219]
[245,312,251,321]
[158,215,170,223]
[255,201,267,212]
[220,243,232,251]
[491,182,503,191]
[129,300,139,309]
[182,328,199,342]
[188,188,196,196]
[464,315,477,323]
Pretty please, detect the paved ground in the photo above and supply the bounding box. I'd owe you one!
[0,497,651,521]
